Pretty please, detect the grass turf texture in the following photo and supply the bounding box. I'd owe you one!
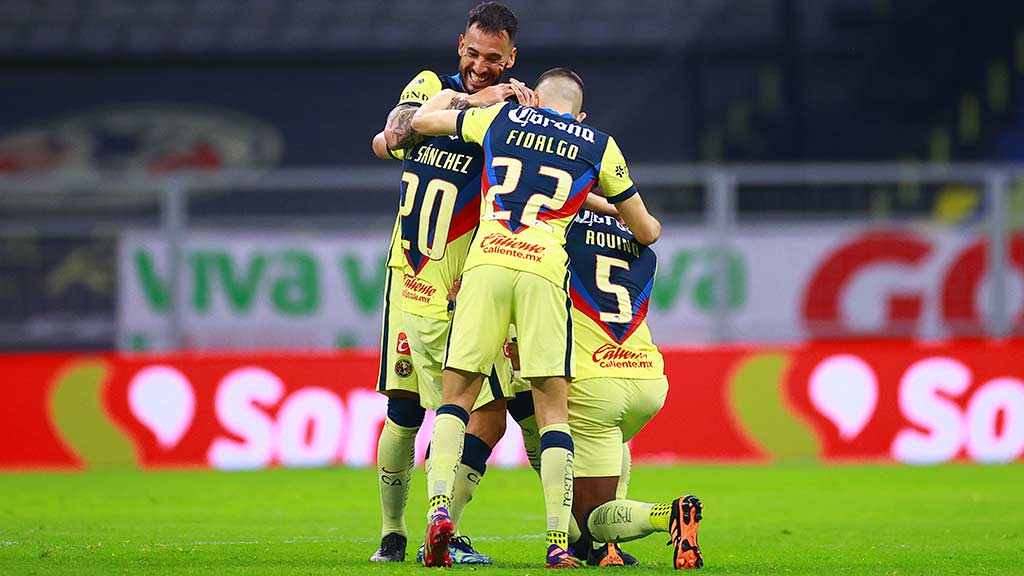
[0,464,1020,575]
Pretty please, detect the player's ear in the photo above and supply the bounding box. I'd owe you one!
[457,34,465,55]
[506,46,517,69]
[575,112,587,123]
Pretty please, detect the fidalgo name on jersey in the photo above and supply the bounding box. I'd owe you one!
[505,129,580,159]
[410,143,474,174]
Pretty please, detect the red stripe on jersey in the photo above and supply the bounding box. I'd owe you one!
[570,284,649,345]
[537,180,594,225]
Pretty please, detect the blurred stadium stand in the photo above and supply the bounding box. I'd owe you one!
[2,0,1024,351]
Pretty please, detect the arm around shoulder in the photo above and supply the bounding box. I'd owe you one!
[615,194,661,245]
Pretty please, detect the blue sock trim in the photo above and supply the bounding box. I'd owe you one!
[507,391,535,422]
[386,397,425,428]
[437,403,470,425]
[540,430,574,452]
[460,433,492,474]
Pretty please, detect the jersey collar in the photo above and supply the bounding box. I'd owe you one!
[450,72,465,92]
[541,107,575,119]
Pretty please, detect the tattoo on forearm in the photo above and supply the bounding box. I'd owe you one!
[385,106,426,149]
[447,96,472,110]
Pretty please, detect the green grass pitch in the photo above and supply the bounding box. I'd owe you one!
[0,464,1020,575]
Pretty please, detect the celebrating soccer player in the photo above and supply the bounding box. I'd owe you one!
[563,207,704,569]
[367,2,533,566]
[411,67,661,568]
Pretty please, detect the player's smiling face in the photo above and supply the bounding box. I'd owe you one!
[457,24,516,94]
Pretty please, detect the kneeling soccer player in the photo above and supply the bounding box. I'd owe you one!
[565,208,704,569]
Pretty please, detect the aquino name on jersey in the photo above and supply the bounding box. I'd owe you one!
[567,209,664,380]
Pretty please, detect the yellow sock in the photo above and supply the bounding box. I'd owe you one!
[449,463,482,529]
[376,418,418,537]
[517,415,542,476]
[425,407,467,518]
[587,500,657,543]
[539,423,574,546]
[650,502,672,532]
[616,443,631,500]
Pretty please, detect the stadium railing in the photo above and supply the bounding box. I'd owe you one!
[1,163,1022,351]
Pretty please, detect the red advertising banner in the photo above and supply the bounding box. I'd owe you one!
[5,342,1023,470]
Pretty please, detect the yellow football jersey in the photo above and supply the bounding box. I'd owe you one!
[385,70,486,319]
[457,102,638,287]
[567,210,664,380]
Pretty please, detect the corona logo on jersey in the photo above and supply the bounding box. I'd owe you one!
[591,343,654,369]
[506,106,595,143]
[478,231,547,261]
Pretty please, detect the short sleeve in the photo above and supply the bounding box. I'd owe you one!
[459,102,509,145]
[597,136,637,203]
[398,70,443,107]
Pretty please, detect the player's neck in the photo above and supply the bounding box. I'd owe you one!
[539,98,574,118]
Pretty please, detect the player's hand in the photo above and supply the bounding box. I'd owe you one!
[510,78,539,107]
[468,83,515,107]
[447,278,462,304]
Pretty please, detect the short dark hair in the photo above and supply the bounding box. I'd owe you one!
[536,68,585,114]
[536,67,585,92]
[467,2,518,41]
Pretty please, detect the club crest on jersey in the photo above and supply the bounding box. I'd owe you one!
[506,107,595,143]
[396,332,411,355]
[394,358,414,378]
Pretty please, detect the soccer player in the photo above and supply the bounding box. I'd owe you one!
[411,67,661,568]
[564,208,704,569]
[367,2,529,565]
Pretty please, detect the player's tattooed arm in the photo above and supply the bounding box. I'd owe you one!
[448,96,473,110]
[383,94,470,148]
[384,104,426,150]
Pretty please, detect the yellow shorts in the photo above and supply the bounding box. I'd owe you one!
[402,311,513,411]
[446,265,574,380]
[376,267,419,395]
[569,376,668,478]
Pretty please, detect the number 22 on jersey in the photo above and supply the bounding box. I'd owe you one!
[483,157,573,233]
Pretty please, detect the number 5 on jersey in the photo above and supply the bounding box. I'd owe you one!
[595,254,633,323]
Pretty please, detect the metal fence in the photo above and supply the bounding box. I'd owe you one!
[1,163,1022,351]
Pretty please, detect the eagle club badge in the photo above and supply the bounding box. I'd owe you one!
[394,359,414,378]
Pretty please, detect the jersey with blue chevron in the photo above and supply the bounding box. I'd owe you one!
[399,73,483,274]
[567,209,657,343]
